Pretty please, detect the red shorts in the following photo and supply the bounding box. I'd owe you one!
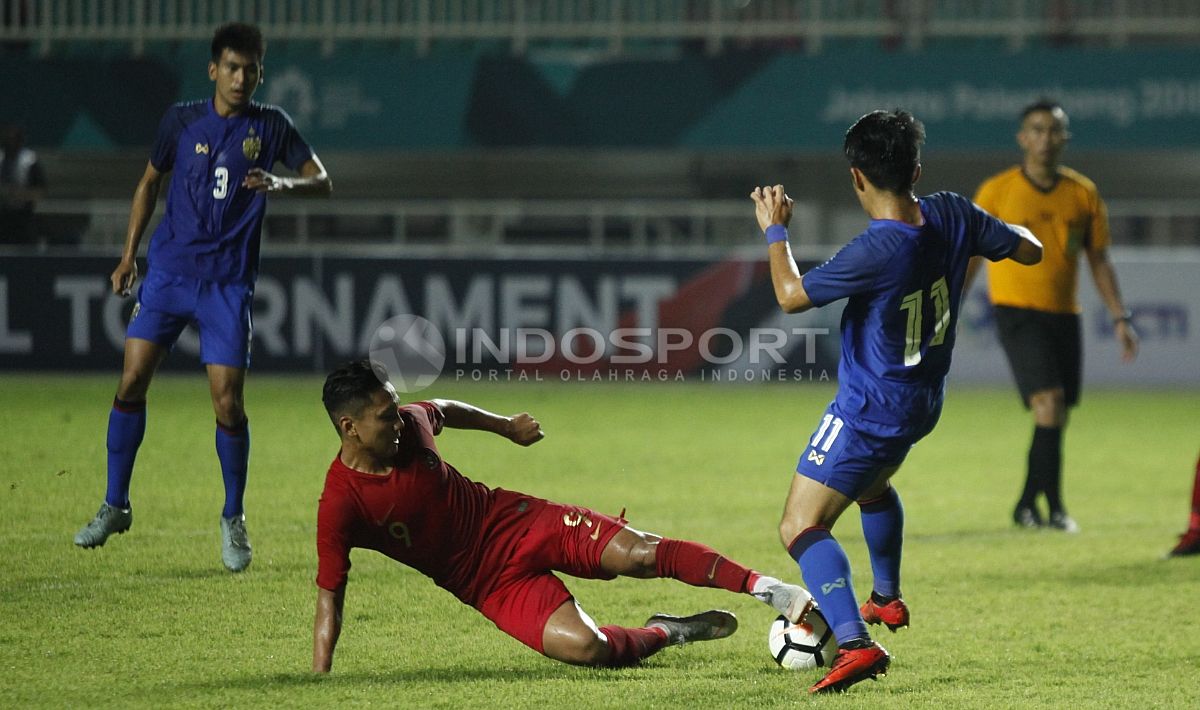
[477,500,627,653]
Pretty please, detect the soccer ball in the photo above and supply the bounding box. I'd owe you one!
[768,610,836,669]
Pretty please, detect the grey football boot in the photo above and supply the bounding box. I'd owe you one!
[220,514,253,572]
[753,578,816,623]
[74,503,133,548]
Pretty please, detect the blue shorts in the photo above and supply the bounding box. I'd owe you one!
[126,269,253,369]
[795,403,913,500]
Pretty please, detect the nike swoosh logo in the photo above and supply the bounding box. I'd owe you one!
[706,556,721,581]
[375,503,395,526]
[589,521,602,541]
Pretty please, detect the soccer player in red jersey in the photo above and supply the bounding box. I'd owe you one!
[312,361,814,672]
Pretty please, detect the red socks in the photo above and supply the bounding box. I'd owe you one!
[597,625,668,667]
[655,538,754,594]
[588,538,763,667]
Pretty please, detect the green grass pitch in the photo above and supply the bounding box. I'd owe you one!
[2,375,1198,708]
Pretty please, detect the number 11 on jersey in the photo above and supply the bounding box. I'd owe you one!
[810,413,844,453]
[899,276,950,366]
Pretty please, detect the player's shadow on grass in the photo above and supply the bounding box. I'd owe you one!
[142,566,233,580]
[178,666,571,692]
[906,528,1028,542]
[971,556,1195,588]
[141,558,313,580]
[346,666,573,683]
[1049,559,1198,587]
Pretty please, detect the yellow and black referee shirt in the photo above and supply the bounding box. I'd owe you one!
[973,165,1109,315]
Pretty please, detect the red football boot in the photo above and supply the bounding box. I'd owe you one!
[860,595,910,632]
[808,641,891,694]
[1168,529,1200,557]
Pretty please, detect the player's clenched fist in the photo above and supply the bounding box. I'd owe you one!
[242,167,286,193]
[506,413,544,446]
[750,184,794,233]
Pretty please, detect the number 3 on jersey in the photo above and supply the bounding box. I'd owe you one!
[898,276,950,366]
[213,166,230,199]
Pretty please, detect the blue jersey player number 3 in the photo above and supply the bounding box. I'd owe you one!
[74,22,333,574]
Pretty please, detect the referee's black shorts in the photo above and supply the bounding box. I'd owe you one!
[993,305,1082,408]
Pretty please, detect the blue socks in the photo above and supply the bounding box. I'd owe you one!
[216,419,250,519]
[859,487,904,599]
[105,398,146,509]
[788,527,868,644]
[104,398,250,518]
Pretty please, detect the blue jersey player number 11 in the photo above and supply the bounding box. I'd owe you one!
[751,110,1043,694]
[73,22,333,573]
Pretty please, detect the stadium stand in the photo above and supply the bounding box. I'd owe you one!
[3,1,1200,252]
[3,1,1200,56]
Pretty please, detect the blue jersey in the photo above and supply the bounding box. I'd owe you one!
[802,191,1022,439]
[146,100,313,284]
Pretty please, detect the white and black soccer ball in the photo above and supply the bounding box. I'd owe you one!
[768,610,836,669]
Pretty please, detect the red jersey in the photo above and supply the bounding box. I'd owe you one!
[315,402,545,607]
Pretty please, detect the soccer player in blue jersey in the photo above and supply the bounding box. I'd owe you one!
[74,22,332,571]
[751,110,1043,693]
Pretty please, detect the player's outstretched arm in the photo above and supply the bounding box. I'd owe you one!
[112,162,165,296]
[243,155,332,197]
[751,185,814,314]
[312,585,345,673]
[1006,224,1043,265]
[428,399,545,446]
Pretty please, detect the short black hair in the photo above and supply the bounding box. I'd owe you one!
[1020,98,1064,122]
[322,360,388,429]
[843,109,925,195]
[211,22,265,63]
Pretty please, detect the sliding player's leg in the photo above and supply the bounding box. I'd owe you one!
[597,525,813,623]
[481,573,679,668]
[543,594,668,667]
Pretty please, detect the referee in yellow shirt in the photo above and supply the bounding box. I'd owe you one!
[971,100,1138,532]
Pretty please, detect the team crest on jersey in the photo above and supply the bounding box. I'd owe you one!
[242,128,261,161]
[194,143,209,155]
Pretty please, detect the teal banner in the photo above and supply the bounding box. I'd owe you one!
[176,45,482,149]
[682,49,1199,149]
[10,46,1199,150]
